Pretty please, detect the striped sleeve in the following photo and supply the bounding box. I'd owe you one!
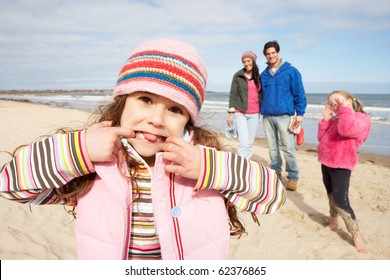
[0,131,95,205]
[194,146,286,214]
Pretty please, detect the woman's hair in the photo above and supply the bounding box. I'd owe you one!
[56,94,247,237]
[328,90,366,113]
[251,62,261,89]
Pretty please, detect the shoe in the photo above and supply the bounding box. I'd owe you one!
[295,127,304,145]
[286,180,298,191]
[224,120,238,139]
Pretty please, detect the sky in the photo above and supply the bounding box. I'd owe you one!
[0,0,389,94]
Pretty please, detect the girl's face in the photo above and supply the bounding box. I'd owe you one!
[120,92,190,162]
[242,58,253,73]
[327,93,353,114]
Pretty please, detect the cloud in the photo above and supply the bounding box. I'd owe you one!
[0,0,389,91]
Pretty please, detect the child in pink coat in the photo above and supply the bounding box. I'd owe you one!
[317,90,371,254]
[0,38,286,260]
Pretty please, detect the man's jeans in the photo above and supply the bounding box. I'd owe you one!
[263,115,299,181]
[235,112,260,159]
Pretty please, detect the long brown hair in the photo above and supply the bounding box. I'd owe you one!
[57,94,247,237]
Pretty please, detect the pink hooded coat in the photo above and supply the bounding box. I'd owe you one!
[317,106,371,171]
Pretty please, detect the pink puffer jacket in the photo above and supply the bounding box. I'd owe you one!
[76,154,229,260]
[317,106,371,171]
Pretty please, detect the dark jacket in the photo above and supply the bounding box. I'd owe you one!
[228,69,262,112]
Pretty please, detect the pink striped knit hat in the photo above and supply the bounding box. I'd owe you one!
[113,38,208,123]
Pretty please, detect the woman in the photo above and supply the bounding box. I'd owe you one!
[227,51,262,159]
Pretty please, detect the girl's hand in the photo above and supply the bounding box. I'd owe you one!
[162,136,200,180]
[328,97,347,113]
[85,121,135,162]
[332,97,346,110]
[322,104,334,122]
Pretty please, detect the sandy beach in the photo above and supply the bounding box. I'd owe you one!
[1,100,389,260]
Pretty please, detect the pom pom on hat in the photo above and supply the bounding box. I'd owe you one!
[113,38,207,123]
[241,51,257,62]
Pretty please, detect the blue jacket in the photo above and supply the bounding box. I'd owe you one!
[260,61,306,116]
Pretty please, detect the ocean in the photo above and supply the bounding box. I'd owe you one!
[1,92,389,156]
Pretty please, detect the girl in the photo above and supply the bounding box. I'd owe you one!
[0,38,285,260]
[227,51,262,160]
[318,90,371,254]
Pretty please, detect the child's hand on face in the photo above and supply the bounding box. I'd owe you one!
[327,97,347,113]
[333,97,346,109]
[162,136,200,180]
[322,104,334,121]
[86,121,135,163]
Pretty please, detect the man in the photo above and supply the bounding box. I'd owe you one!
[260,40,306,191]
